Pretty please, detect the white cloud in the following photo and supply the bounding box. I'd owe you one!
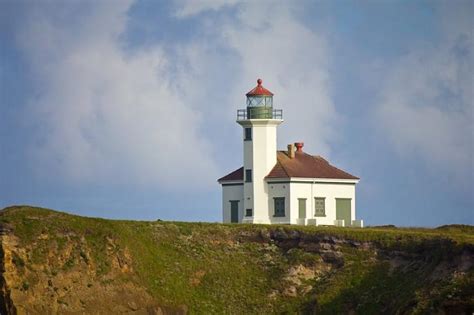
[174,1,338,157]
[174,0,240,18]
[18,1,219,190]
[375,4,473,181]
[17,0,338,191]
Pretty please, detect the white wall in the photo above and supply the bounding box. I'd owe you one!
[267,182,291,224]
[288,181,356,225]
[222,179,357,225]
[222,184,244,223]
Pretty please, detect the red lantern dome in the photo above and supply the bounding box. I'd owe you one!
[246,78,274,96]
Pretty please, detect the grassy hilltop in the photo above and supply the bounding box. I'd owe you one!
[0,206,473,314]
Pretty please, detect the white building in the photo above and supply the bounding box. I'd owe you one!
[218,79,363,227]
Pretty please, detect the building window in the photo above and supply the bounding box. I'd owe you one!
[315,197,325,216]
[245,169,252,182]
[244,128,252,141]
[245,209,253,217]
[274,197,285,217]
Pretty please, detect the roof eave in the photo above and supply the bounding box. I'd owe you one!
[266,177,359,183]
[218,180,244,185]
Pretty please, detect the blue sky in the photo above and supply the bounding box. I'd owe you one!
[0,0,472,226]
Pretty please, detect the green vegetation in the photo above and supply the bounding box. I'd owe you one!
[0,205,472,314]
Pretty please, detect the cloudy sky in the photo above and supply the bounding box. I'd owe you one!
[1,0,472,226]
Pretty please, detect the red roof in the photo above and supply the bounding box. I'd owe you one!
[266,151,359,180]
[246,79,274,96]
[218,151,358,183]
[218,167,243,182]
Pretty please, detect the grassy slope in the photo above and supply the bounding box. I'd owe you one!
[1,205,473,314]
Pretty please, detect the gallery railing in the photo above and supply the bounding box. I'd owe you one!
[237,108,283,120]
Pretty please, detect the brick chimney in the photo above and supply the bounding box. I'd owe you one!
[287,144,295,159]
[295,142,304,152]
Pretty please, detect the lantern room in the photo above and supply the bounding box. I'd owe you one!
[237,79,282,120]
[246,78,273,107]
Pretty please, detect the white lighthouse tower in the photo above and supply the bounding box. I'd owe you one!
[237,79,283,223]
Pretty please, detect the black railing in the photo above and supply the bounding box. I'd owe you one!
[237,108,283,120]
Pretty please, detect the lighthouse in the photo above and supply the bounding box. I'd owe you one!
[218,79,362,227]
[237,79,283,223]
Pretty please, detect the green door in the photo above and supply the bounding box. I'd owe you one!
[336,199,351,226]
[230,201,239,223]
[298,199,306,219]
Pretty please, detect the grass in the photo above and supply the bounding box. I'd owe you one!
[1,205,472,314]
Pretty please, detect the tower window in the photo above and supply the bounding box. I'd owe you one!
[245,209,253,217]
[244,128,252,141]
[245,169,252,182]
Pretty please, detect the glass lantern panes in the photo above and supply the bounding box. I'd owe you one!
[265,96,273,107]
[246,96,273,107]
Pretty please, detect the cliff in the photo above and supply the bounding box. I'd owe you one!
[0,206,472,314]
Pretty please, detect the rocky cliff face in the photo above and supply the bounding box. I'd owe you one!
[0,231,184,314]
[0,206,473,314]
[0,225,16,315]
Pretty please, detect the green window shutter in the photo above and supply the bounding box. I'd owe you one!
[298,198,306,218]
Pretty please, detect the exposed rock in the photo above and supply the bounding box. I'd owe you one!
[0,231,184,315]
[281,263,330,299]
[287,230,301,240]
[322,235,337,244]
[270,228,289,240]
[296,242,316,253]
[128,301,138,311]
[268,290,279,300]
[286,264,317,282]
[282,286,297,297]
[458,249,474,272]
[147,305,165,315]
[320,250,344,267]
[0,243,16,315]
[300,285,313,295]
[319,243,333,251]
[258,228,271,242]
[277,239,301,251]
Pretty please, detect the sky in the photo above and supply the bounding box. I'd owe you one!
[0,0,472,226]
